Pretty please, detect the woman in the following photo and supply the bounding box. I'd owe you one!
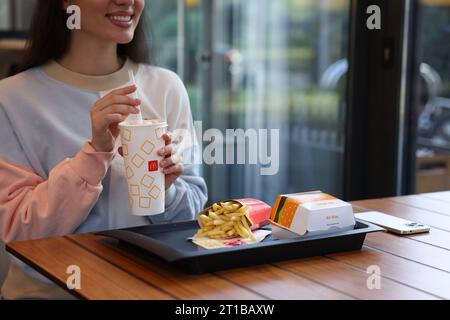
[0,0,207,299]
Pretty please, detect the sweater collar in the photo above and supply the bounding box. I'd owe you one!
[41,58,139,92]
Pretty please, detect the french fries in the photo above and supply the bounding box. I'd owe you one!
[195,200,256,241]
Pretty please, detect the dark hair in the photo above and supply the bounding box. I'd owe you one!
[20,1,151,72]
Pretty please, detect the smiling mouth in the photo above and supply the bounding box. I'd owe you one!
[107,15,133,22]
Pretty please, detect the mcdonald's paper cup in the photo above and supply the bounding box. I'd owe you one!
[119,120,167,216]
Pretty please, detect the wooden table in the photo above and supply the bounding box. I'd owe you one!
[6,191,450,300]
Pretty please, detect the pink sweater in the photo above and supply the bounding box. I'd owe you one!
[0,142,114,243]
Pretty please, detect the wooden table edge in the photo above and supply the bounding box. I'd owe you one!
[67,234,269,300]
[5,241,84,300]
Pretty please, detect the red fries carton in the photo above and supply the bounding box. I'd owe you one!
[198,198,271,231]
[235,198,272,230]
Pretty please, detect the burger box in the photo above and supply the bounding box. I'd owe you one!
[270,191,356,236]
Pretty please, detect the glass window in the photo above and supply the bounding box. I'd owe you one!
[0,1,11,30]
[201,0,350,204]
[0,0,35,31]
[146,0,202,119]
[414,0,450,193]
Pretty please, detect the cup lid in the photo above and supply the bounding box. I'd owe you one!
[119,119,167,128]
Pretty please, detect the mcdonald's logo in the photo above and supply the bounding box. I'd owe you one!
[148,160,158,172]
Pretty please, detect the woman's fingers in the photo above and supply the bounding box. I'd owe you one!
[95,95,140,111]
[157,144,176,157]
[101,104,140,116]
[118,146,124,157]
[157,133,176,156]
[103,85,137,99]
[155,132,184,177]
[104,113,127,126]
[163,163,184,175]
[90,85,140,153]
[162,132,172,145]
[95,106,138,129]
[160,153,180,168]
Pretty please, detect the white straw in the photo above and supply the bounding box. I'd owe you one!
[128,70,143,123]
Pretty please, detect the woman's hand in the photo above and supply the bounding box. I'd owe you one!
[90,85,141,152]
[118,132,184,189]
[158,133,184,190]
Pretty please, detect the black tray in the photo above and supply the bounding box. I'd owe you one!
[97,219,384,274]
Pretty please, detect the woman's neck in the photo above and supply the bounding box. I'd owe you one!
[58,32,124,76]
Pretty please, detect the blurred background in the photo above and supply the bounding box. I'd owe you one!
[0,0,449,206]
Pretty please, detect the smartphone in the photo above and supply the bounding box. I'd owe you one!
[355,211,430,235]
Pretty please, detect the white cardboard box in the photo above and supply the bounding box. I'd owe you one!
[271,192,355,236]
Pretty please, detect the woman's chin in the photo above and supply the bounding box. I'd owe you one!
[117,38,134,45]
[116,36,134,45]
[107,32,135,45]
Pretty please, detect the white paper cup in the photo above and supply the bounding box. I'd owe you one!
[119,120,168,216]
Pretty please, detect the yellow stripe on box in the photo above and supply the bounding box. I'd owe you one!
[279,200,298,228]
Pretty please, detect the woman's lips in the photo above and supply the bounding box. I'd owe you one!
[107,14,133,29]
